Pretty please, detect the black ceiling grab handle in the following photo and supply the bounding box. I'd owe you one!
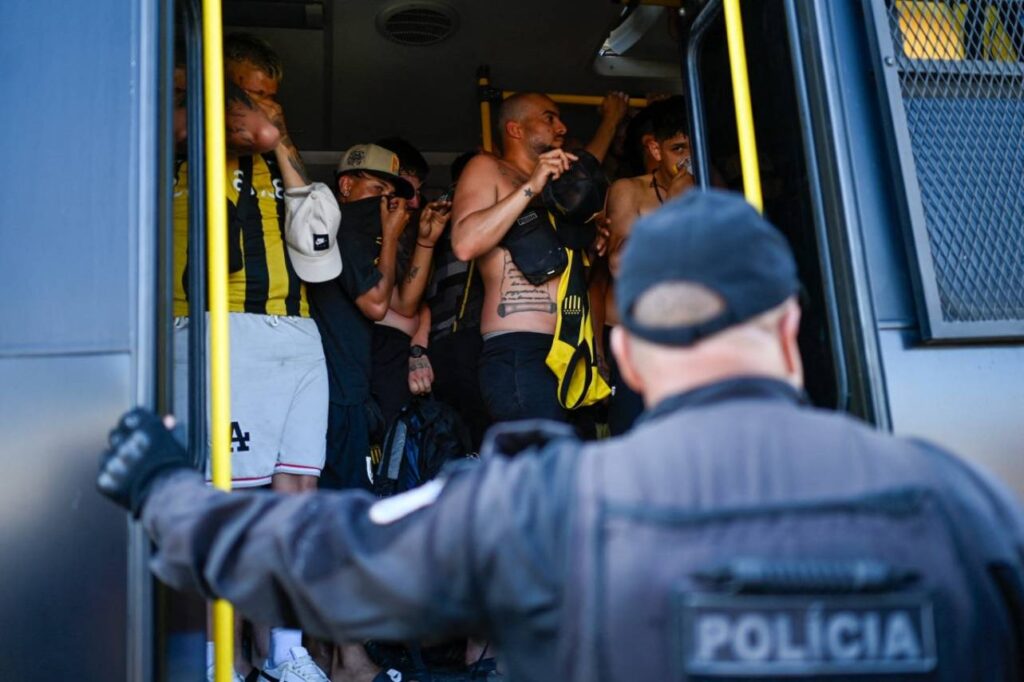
[684,0,723,191]
[183,0,208,472]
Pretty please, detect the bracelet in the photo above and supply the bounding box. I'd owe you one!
[417,241,435,249]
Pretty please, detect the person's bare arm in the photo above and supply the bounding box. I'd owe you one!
[411,305,430,348]
[593,181,636,372]
[273,139,310,190]
[605,178,640,279]
[451,150,575,261]
[584,92,629,163]
[393,200,451,316]
[590,258,611,376]
[408,306,433,396]
[252,96,310,190]
[356,198,410,321]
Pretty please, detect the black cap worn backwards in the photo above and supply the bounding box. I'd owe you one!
[616,190,800,346]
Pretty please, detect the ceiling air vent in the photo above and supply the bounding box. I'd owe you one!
[376,3,458,46]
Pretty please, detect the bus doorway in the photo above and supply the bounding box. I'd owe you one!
[675,0,862,415]
[162,1,695,679]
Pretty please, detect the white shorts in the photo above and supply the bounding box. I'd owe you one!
[173,313,328,487]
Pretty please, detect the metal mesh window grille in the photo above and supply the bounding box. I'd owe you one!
[885,1,1024,329]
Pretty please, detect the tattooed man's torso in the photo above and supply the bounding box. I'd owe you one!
[476,159,560,335]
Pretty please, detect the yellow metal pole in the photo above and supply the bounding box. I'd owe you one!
[201,0,234,680]
[722,0,763,212]
[479,73,494,153]
[503,91,648,109]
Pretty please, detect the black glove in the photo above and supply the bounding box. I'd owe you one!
[97,408,191,516]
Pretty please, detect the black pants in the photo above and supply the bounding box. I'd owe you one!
[321,401,372,491]
[605,325,644,435]
[429,327,491,450]
[370,325,413,429]
[478,331,568,424]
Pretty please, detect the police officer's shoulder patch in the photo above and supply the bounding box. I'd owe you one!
[368,479,445,525]
[678,592,937,677]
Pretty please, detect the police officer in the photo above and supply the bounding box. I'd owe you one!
[98,191,1024,681]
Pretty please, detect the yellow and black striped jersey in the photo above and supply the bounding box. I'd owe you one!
[173,154,309,317]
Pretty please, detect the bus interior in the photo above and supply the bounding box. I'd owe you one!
[168,0,851,676]
[5,0,1024,679]
[190,0,846,408]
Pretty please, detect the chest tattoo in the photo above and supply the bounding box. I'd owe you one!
[498,163,529,187]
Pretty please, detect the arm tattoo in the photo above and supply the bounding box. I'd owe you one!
[287,150,311,184]
[404,265,420,284]
[523,187,534,198]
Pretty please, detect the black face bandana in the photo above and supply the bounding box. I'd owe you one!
[339,195,383,243]
[337,196,387,296]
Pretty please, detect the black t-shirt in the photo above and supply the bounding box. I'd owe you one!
[308,198,385,406]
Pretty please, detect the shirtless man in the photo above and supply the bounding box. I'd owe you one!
[599,97,695,434]
[451,92,626,423]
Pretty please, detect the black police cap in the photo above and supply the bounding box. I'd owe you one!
[616,190,800,346]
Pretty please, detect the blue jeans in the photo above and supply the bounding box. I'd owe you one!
[478,332,568,424]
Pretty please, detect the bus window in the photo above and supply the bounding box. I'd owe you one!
[895,1,1021,62]
[873,0,1024,340]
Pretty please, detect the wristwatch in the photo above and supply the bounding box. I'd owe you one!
[409,344,428,358]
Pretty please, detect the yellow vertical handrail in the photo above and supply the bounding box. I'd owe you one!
[722,0,763,212]
[201,0,234,680]
[479,72,494,153]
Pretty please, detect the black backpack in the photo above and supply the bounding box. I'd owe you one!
[373,396,473,498]
[368,398,484,677]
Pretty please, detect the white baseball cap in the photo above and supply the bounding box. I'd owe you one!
[283,182,342,282]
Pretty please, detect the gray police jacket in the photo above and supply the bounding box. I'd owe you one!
[142,377,1024,681]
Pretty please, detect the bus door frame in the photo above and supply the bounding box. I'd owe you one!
[145,0,237,680]
[683,0,856,413]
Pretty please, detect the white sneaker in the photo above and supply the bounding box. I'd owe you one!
[259,646,330,682]
[205,663,245,682]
